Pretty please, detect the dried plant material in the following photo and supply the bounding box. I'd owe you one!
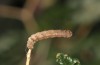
[26,49,31,65]
[26,30,72,65]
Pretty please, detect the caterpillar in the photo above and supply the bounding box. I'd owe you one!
[26,30,72,65]
[27,30,72,49]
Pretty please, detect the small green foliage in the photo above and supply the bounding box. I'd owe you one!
[56,53,81,65]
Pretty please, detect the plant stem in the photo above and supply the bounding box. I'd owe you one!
[26,49,32,65]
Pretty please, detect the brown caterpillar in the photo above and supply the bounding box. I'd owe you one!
[27,30,72,49]
[26,30,72,65]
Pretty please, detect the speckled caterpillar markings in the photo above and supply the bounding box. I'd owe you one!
[26,30,72,65]
[27,30,72,49]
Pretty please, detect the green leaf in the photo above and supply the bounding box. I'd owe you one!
[56,53,81,65]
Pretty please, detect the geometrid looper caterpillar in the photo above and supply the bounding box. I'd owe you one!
[26,30,72,65]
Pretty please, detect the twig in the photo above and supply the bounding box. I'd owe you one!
[26,49,32,65]
[26,30,72,65]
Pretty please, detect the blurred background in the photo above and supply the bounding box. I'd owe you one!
[0,0,100,65]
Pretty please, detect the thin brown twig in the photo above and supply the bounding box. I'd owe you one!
[26,30,72,65]
[21,0,41,34]
[0,5,21,19]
